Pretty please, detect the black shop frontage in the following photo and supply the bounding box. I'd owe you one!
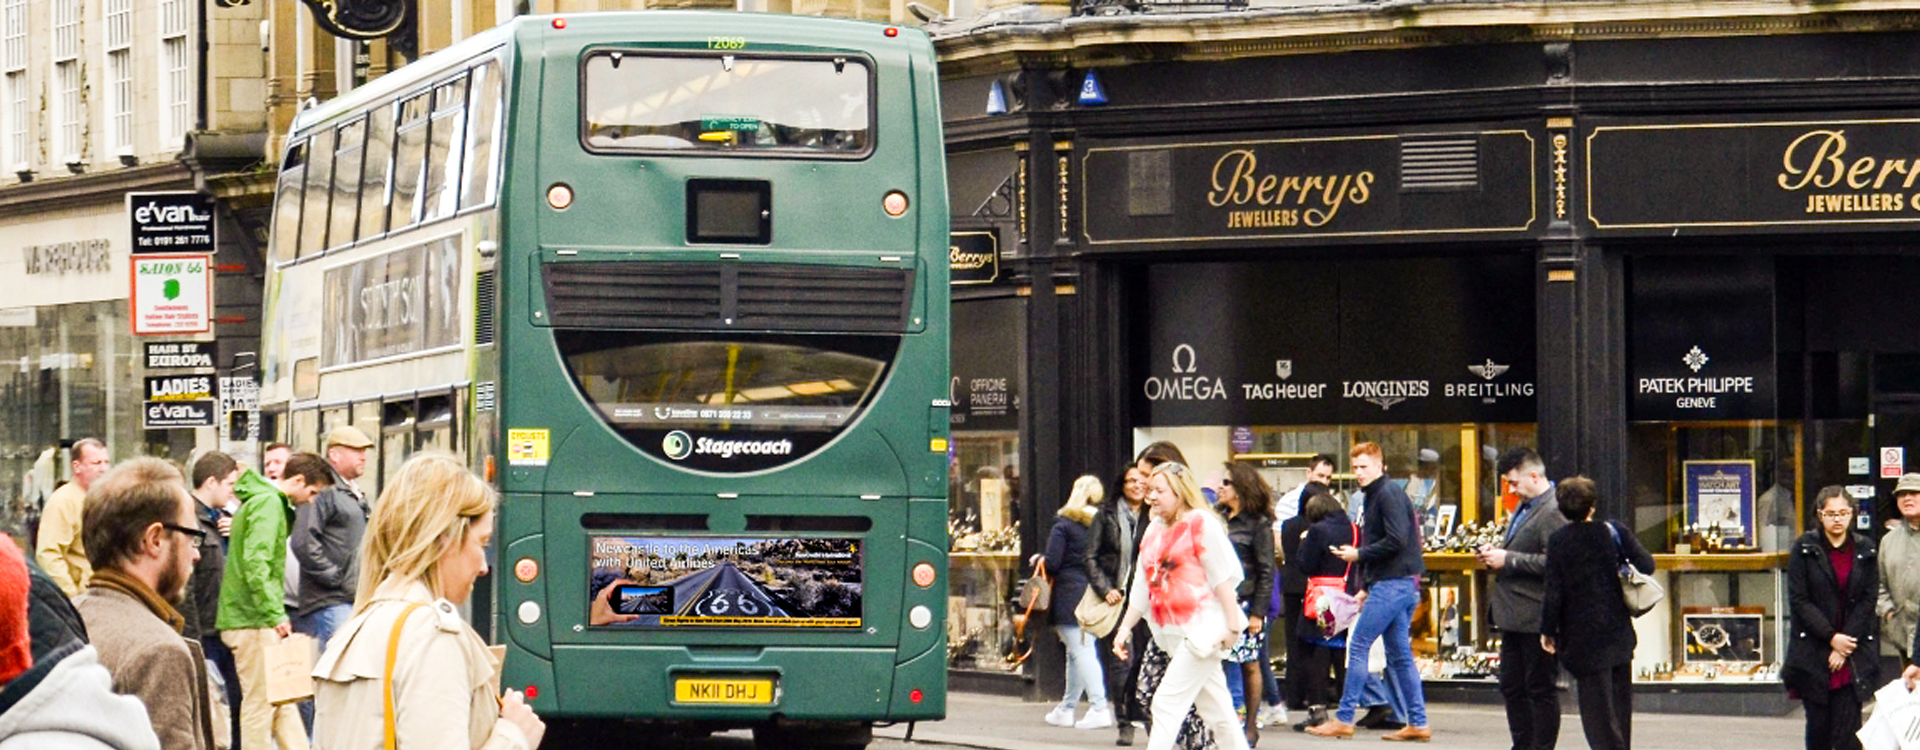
[933,15,1920,712]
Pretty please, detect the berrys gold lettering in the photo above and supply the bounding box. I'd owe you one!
[1778,129,1920,215]
[1207,150,1374,228]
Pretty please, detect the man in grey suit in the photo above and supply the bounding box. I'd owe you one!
[1479,447,1568,750]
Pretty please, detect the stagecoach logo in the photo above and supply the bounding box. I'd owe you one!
[662,431,796,461]
[663,431,695,461]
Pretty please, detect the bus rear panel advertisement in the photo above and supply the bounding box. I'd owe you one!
[591,536,862,628]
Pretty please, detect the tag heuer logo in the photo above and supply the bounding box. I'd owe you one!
[1276,360,1293,380]
[662,430,694,460]
[1468,360,1509,381]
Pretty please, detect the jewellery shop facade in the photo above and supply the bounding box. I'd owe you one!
[934,8,1920,713]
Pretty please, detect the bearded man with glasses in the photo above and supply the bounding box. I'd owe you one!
[73,457,218,750]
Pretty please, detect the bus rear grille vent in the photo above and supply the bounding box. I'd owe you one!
[1400,137,1479,192]
[543,262,912,333]
[474,269,497,346]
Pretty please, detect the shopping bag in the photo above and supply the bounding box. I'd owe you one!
[264,633,316,706]
[1862,678,1920,750]
[1075,588,1122,639]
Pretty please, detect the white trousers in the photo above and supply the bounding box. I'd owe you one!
[1146,642,1251,750]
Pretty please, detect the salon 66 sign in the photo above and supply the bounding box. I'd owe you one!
[130,254,212,335]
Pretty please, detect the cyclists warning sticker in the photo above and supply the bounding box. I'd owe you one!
[508,429,549,466]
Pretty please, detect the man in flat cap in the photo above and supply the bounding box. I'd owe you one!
[1880,473,1920,664]
[289,426,374,653]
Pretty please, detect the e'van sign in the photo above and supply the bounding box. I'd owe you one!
[128,192,217,255]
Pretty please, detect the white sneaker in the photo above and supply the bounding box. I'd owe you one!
[1257,704,1287,728]
[1045,705,1077,727]
[1076,706,1115,730]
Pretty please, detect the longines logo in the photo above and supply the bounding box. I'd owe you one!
[1342,380,1429,411]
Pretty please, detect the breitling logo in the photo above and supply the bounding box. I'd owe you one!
[1468,360,1509,381]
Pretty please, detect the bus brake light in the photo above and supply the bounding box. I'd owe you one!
[911,562,935,588]
[910,688,923,703]
[552,18,566,29]
[883,191,909,216]
[885,27,899,37]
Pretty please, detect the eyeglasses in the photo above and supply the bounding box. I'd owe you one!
[160,522,207,542]
[1818,511,1853,520]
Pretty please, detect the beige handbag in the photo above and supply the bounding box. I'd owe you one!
[1075,588,1122,639]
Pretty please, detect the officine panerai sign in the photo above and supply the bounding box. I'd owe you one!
[1078,129,1538,249]
[1588,116,1920,233]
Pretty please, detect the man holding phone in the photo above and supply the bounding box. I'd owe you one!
[1307,442,1431,742]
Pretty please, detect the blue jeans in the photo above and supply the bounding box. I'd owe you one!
[1335,578,1427,727]
[293,603,351,737]
[1226,660,1244,709]
[1055,624,1109,711]
[1360,672,1409,722]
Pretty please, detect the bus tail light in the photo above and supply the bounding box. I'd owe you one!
[885,27,899,37]
[909,688,923,703]
[551,18,566,29]
[547,183,574,210]
[911,562,936,588]
[514,558,539,583]
[524,685,540,699]
[883,191,909,217]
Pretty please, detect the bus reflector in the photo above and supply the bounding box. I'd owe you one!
[883,191,909,216]
[525,686,539,699]
[930,438,948,453]
[912,562,936,588]
[514,558,539,582]
[910,688,924,703]
[909,605,932,629]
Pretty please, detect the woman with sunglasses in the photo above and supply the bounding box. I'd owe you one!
[1113,461,1252,750]
[1215,462,1275,747]
[1785,486,1878,750]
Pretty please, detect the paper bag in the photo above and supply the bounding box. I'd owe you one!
[265,633,316,706]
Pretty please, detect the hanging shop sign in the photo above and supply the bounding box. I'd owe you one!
[1135,256,1536,426]
[130,254,212,335]
[1080,128,1537,250]
[127,192,217,255]
[143,341,215,369]
[950,231,1000,286]
[1588,116,1920,233]
[145,375,217,402]
[143,400,215,429]
[1629,256,1775,421]
[321,237,461,368]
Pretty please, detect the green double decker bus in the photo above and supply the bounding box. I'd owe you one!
[258,11,949,746]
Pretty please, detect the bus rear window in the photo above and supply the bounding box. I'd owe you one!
[582,52,872,156]
[557,333,893,434]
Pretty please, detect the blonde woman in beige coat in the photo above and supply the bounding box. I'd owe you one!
[311,454,545,750]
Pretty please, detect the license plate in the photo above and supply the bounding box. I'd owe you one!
[674,677,776,705]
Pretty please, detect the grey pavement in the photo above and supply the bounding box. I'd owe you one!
[875,691,1807,750]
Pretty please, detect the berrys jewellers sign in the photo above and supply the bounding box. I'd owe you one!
[1135,256,1536,426]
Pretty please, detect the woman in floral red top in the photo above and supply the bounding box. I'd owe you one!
[1113,461,1251,750]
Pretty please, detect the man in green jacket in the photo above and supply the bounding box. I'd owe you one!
[218,453,331,750]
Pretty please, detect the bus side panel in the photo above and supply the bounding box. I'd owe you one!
[890,497,947,718]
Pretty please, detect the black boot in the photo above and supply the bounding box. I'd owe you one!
[1293,705,1327,733]
[1355,705,1392,729]
[1116,722,1134,746]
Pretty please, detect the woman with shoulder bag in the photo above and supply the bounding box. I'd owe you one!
[1113,462,1251,750]
[1215,462,1275,747]
[1292,489,1353,731]
[1037,476,1112,730]
[311,453,545,750]
[1785,486,1879,750]
[1540,476,1653,750]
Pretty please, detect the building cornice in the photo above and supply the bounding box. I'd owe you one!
[934,0,1920,76]
[0,163,195,217]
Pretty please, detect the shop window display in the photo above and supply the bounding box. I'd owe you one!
[946,431,1020,671]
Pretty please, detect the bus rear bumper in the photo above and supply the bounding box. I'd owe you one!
[511,644,945,722]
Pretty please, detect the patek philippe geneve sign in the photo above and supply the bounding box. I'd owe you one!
[1078,129,1537,249]
[1587,116,1920,233]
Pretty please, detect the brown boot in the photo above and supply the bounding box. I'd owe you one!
[1305,720,1355,739]
[1380,726,1431,742]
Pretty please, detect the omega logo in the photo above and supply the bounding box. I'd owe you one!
[1144,344,1226,401]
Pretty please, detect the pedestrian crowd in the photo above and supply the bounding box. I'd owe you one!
[0,434,543,750]
[1027,440,1707,750]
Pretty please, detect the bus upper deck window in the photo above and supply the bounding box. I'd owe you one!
[582,52,873,158]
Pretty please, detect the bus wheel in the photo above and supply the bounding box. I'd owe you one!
[753,722,872,750]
